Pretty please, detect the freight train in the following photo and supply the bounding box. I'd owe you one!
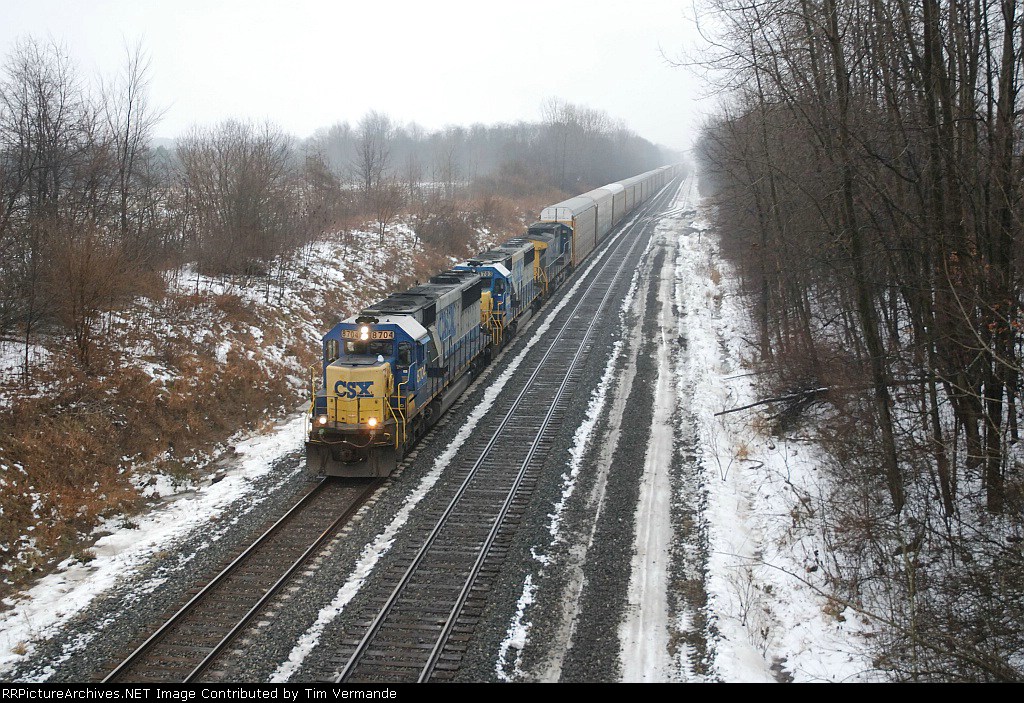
[306,165,678,476]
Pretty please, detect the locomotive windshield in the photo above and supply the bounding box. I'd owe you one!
[345,340,393,357]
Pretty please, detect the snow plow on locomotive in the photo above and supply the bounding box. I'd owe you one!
[306,165,678,477]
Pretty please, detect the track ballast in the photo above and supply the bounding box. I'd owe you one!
[103,478,381,683]
[331,179,683,683]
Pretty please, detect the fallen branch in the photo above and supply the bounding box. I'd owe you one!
[714,387,830,416]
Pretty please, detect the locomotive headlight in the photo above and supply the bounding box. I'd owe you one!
[367,417,378,428]
[359,325,370,341]
[317,415,328,426]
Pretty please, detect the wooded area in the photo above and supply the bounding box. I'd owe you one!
[696,0,1023,680]
[0,35,673,597]
[0,37,670,377]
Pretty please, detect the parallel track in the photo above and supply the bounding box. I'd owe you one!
[103,477,382,683]
[333,177,684,683]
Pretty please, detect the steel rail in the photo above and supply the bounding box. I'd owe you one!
[183,477,384,682]
[103,476,381,682]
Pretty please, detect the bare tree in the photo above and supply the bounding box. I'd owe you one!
[370,176,404,244]
[48,223,136,369]
[299,148,344,238]
[309,121,355,177]
[0,37,90,220]
[433,127,462,200]
[0,37,92,377]
[101,40,163,246]
[352,110,393,198]
[695,0,1024,679]
[177,120,295,275]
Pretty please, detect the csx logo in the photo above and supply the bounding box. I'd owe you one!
[334,381,374,398]
[438,304,456,341]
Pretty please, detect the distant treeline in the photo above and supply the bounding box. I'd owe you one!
[0,37,673,373]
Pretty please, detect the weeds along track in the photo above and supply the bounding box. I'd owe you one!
[102,477,382,683]
[333,179,684,683]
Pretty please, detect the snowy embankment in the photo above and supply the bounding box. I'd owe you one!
[0,417,305,679]
[677,211,878,681]
[0,224,435,678]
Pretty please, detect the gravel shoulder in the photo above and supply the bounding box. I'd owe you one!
[454,178,701,683]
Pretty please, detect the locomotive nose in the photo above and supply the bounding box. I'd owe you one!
[324,361,393,426]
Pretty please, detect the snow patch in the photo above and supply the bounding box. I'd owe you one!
[0,413,306,677]
[495,575,535,681]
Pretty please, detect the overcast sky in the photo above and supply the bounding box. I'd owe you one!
[2,0,711,151]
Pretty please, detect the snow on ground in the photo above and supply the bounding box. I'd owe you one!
[166,225,420,305]
[0,341,49,386]
[0,220,453,675]
[0,413,307,677]
[676,202,878,681]
[496,575,535,682]
[619,206,684,682]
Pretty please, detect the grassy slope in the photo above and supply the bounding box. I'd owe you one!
[0,223,480,599]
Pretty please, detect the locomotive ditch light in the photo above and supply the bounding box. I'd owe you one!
[317,415,328,426]
[367,417,379,428]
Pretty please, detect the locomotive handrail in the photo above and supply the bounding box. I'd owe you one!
[394,362,417,449]
[307,365,317,419]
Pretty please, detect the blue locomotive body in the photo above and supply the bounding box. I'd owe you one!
[306,270,487,476]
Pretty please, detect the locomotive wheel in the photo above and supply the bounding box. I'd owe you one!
[424,400,443,427]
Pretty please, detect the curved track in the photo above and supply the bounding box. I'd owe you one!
[333,178,684,683]
[103,477,381,683]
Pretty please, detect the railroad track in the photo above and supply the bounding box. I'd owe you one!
[332,177,685,683]
[103,477,382,683]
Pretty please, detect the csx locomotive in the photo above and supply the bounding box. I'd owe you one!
[306,165,677,476]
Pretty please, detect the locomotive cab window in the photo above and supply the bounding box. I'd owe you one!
[397,342,412,369]
[326,339,340,363]
[345,340,393,358]
[493,278,506,294]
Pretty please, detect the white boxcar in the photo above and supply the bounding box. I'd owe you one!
[579,186,614,242]
[539,194,599,267]
[537,165,680,268]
